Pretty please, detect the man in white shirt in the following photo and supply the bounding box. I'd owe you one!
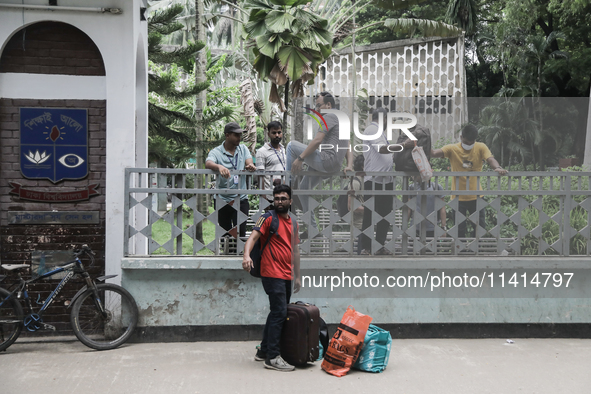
[256,121,286,209]
[359,108,395,255]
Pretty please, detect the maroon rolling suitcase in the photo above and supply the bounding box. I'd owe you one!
[280,302,320,366]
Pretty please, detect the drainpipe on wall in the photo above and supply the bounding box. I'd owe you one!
[0,3,122,13]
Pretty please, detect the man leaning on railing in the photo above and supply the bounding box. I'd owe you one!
[286,91,353,239]
[205,122,256,238]
[256,121,286,211]
[431,124,508,238]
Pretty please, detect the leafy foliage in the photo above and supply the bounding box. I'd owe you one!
[148,3,239,167]
[243,0,333,110]
[351,0,450,45]
[445,0,478,35]
[483,0,590,98]
[148,0,197,46]
[383,18,462,38]
[148,5,208,166]
[444,0,590,167]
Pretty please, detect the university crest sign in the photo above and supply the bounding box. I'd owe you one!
[20,108,88,183]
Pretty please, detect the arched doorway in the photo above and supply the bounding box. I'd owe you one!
[0,22,107,335]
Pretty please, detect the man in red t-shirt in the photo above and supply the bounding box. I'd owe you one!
[243,184,301,371]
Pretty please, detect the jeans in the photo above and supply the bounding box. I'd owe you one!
[359,181,394,253]
[457,199,486,238]
[286,141,332,229]
[216,198,250,238]
[260,277,292,360]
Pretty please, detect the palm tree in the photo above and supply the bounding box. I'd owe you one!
[332,0,462,42]
[445,0,478,36]
[242,0,333,126]
[521,31,568,170]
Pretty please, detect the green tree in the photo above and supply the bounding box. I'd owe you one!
[478,98,536,169]
[481,0,590,166]
[445,0,478,35]
[148,5,209,167]
[242,0,333,125]
[149,0,196,46]
[349,0,455,45]
[441,0,591,168]
[522,31,568,170]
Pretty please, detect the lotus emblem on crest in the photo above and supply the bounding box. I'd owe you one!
[24,150,51,165]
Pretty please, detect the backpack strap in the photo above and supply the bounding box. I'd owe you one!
[260,210,279,262]
[260,210,277,249]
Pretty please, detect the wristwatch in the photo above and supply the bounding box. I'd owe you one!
[296,155,304,162]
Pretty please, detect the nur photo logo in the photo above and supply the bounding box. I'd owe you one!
[302,107,419,153]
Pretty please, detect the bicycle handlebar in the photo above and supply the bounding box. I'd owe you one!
[73,244,96,258]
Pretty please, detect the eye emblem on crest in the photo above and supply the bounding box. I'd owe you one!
[58,154,85,168]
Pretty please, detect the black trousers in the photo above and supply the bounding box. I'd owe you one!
[457,199,486,238]
[260,277,292,360]
[217,198,250,238]
[416,230,435,238]
[359,181,394,253]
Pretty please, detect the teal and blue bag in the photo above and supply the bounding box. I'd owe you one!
[353,324,392,373]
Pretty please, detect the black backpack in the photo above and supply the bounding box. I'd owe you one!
[393,124,432,172]
[250,210,297,278]
[318,317,329,359]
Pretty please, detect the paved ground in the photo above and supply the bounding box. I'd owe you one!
[2,337,590,394]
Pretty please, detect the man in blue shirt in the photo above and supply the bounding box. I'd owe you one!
[206,122,256,238]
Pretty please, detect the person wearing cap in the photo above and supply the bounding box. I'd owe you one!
[206,122,256,238]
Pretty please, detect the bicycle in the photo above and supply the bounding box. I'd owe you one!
[0,244,138,351]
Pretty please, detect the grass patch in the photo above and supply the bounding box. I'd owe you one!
[152,207,216,255]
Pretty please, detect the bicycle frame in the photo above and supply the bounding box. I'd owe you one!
[4,256,103,319]
[1,245,138,351]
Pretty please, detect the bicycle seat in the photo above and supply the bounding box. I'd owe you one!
[1,264,29,271]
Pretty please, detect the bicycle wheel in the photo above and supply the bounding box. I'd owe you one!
[0,287,23,351]
[70,283,138,350]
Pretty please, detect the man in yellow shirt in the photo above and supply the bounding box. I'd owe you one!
[431,124,508,238]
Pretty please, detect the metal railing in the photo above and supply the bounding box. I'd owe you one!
[124,168,591,257]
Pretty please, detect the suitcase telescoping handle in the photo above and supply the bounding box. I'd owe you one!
[292,301,314,322]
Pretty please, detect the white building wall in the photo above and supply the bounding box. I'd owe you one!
[0,0,149,281]
[308,36,467,143]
